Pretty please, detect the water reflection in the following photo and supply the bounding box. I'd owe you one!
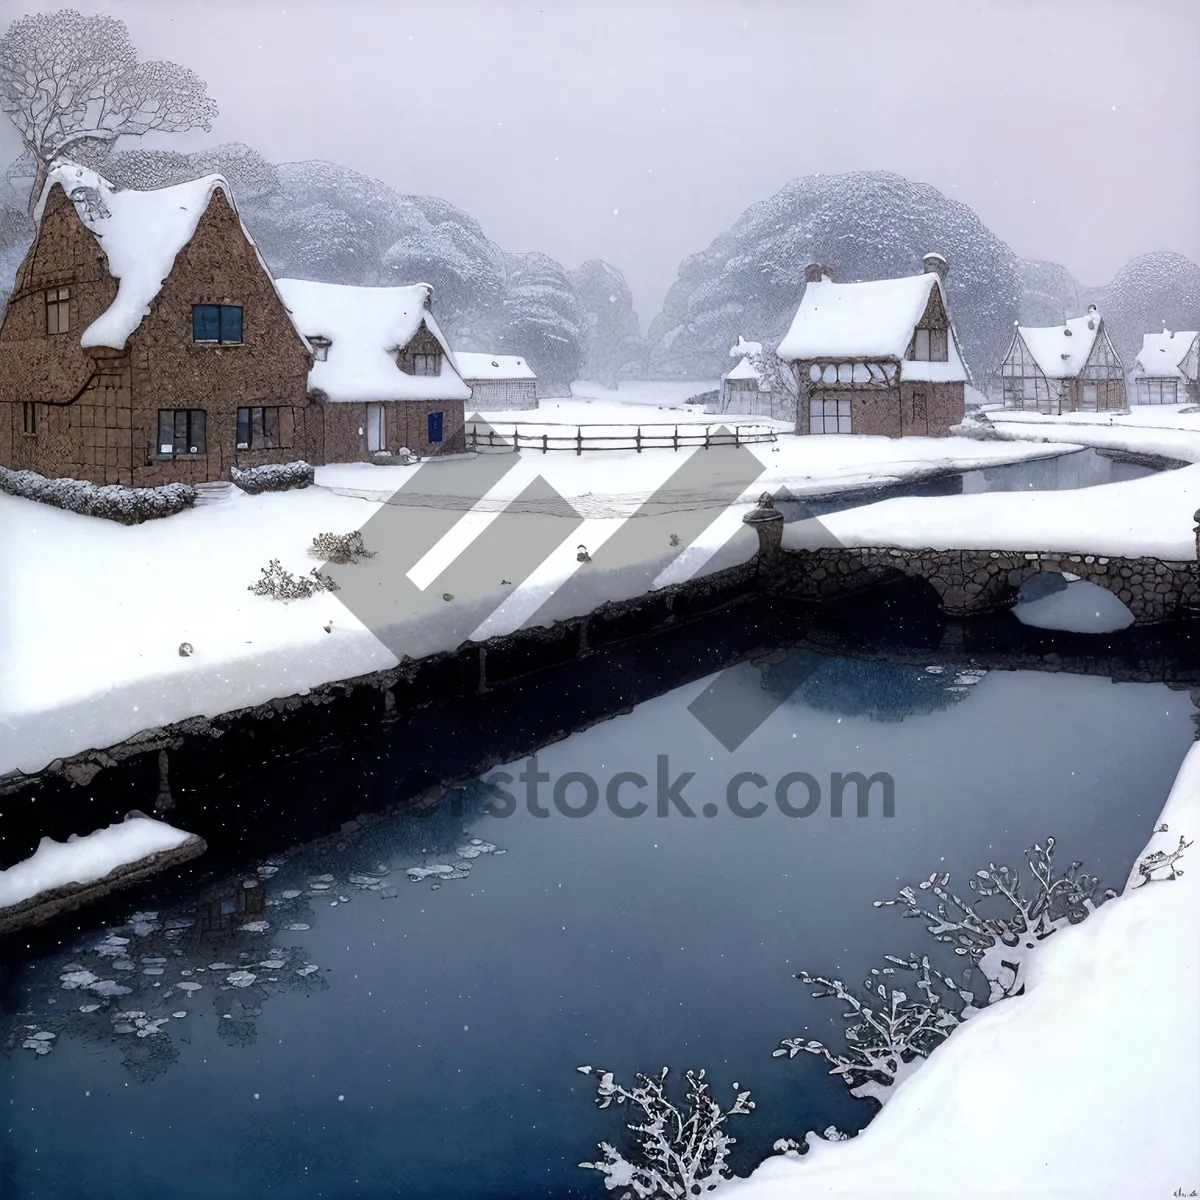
[1,653,1194,1199]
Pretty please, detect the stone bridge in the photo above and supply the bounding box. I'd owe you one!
[743,501,1200,625]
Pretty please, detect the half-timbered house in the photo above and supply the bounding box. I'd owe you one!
[776,254,968,437]
[999,307,1126,414]
[454,352,537,411]
[717,336,774,417]
[1131,329,1199,406]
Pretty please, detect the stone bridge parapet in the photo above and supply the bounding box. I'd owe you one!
[768,545,1200,624]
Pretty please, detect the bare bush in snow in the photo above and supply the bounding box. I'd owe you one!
[308,531,375,565]
[1134,829,1192,887]
[577,1065,754,1197]
[247,558,339,602]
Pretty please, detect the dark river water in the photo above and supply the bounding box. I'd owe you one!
[1,646,1194,1199]
[776,446,1157,521]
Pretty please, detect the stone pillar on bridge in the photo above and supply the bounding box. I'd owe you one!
[743,491,785,568]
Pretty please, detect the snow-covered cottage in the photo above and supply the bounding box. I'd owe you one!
[776,255,968,437]
[1131,330,1199,406]
[999,307,1126,414]
[0,161,312,487]
[717,336,773,417]
[276,279,470,459]
[454,352,537,411]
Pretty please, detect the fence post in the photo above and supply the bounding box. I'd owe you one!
[673,425,679,452]
[704,426,710,450]
[636,426,642,454]
[576,426,582,456]
[542,432,548,454]
[735,425,740,448]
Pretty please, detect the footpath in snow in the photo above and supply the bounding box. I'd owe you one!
[721,742,1200,1200]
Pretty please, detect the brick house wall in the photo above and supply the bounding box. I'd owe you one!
[316,395,466,460]
[128,188,311,486]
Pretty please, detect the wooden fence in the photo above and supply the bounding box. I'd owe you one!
[466,421,778,455]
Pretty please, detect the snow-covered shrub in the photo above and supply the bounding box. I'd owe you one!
[230,461,314,494]
[1134,828,1192,887]
[247,558,339,601]
[0,465,195,523]
[308,530,375,565]
[577,1065,754,1198]
[777,836,1115,1104]
[774,953,969,1102]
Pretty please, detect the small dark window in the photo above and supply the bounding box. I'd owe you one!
[157,409,207,456]
[192,304,242,344]
[427,411,443,444]
[309,336,331,362]
[412,352,441,376]
[21,401,36,435]
[236,406,281,450]
[45,286,70,335]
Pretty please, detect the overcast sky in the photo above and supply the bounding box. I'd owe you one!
[3,0,1197,320]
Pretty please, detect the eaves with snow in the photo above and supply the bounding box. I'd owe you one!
[274,278,471,402]
[775,271,969,383]
[33,160,302,351]
[1014,312,1111,380]
[453,351,537,382]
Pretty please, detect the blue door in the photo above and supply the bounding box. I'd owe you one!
[427,411,443,444]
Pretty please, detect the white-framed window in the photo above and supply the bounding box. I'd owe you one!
[810,396,852,434]
[366,403,386,452]
[412,352,441,376]
[309,336,331,362]
[911,327,948,362]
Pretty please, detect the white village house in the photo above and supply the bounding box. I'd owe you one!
[1131,329,1200,406]
[453,352,537,411]
[275,278,471,458]
[716,335,774,418]
[777,255,969,437]
[999,306,1126,414]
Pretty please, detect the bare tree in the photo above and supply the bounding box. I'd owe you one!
[0,9,217,212]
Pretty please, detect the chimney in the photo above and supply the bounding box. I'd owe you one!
[922,252,948,282]
[1086,302,1097,330]
[804,263,834,284]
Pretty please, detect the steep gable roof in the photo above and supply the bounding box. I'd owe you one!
[275,278,470,403]
[453,351,536,381]
[777,273,941,361]
[1135,330,1199,380]
[34,160,294,351]
[1016,315,1102,379]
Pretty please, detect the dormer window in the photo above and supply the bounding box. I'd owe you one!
[309,336,331,362]
[912,328,948,362]
[192,304,243,344]
[412,352,441,376]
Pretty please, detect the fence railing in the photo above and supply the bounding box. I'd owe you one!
[465,421,778,455]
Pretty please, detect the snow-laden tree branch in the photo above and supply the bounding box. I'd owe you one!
[0,9,217,211]
[776,836,1120,1105]
[577,1065,754,1197]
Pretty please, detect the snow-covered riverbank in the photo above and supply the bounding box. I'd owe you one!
[0,393,1072,779]
[721,741,1200,1200]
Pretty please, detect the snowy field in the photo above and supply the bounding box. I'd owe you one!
[722,743,1200,1199]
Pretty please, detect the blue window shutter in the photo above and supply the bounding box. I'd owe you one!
[220,305,243,343]
[193,305,219,341]
[428,411,443,444]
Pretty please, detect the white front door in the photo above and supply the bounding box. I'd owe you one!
[366,403,386,452]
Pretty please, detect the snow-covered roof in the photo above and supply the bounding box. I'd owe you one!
[1135,330,1199,379]
[34,160,293,351]
[453,351,536,381]
[777,273,941,361]
[729,335,763,360]
[1017,315,1102,379]
[275,278,470,403]
[725,356,762,381]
